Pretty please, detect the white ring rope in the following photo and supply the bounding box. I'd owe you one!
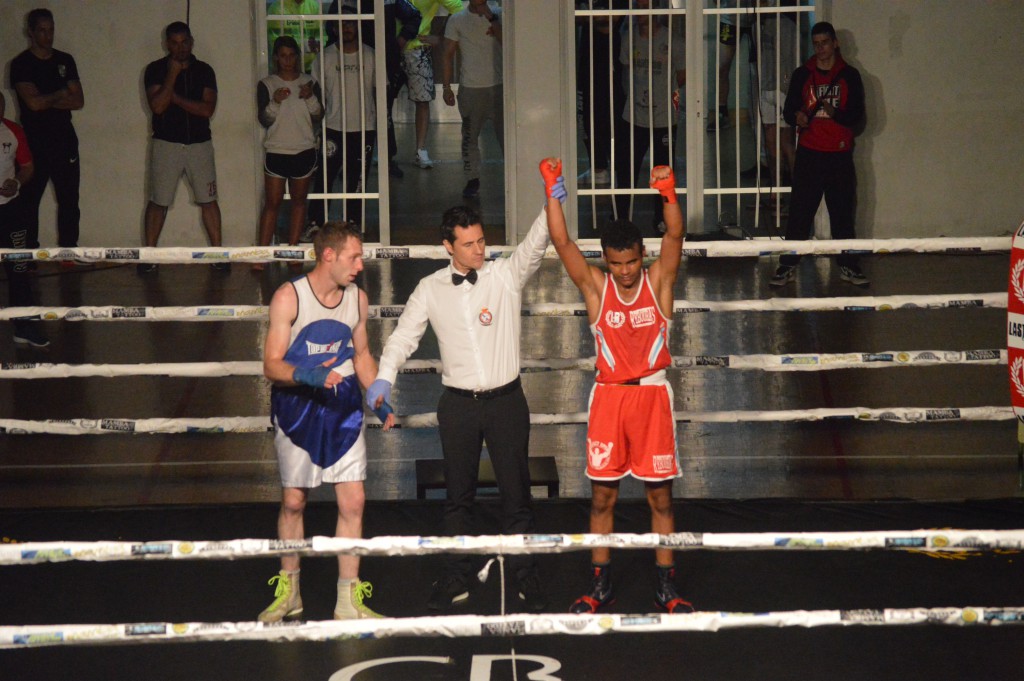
[0,406,1013,435]
[0,237,1010,264]
[3,606,1022,649]
[0,293,1008,322]
[4,528,1023,566]
[0,350,1005,379]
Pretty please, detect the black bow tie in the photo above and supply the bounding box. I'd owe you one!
[452,269,478,286]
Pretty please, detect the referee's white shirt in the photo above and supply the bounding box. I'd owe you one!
[377,208,550,392]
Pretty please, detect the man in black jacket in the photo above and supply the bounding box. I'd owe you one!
[770,21,867,288]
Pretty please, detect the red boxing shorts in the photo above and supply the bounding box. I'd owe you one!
[585,377,679,481]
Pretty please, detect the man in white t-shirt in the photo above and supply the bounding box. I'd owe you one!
[441,0,503,200]
[309,7,377,230]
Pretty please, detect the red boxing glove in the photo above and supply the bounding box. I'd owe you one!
[539,158,562,197]
[650,166,677,205]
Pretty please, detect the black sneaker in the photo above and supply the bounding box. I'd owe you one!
[13,322,50,348]
[427,573,469,612]
[839,265,869,287]
[769,265,796,287]
[136,263,158,274]
[517,570,547,612]
[655,565,694,614]
[569,564,613,614]
[211,262,231,272]
[388,161,404,179]
[462,178,480,199]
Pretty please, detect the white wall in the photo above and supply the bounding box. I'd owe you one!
[3,1,1021,245]
[832,0,1024,237]
[1,0,259,247]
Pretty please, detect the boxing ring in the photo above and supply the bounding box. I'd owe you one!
[1,236,1022,679]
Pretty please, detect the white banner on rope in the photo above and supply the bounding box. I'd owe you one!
[0,351,1006,379]
[0,237,1010,263]
[0,293,1008,322]
[4,529,1024,566]
[2,607,1022,649]
[0,406,1013,435]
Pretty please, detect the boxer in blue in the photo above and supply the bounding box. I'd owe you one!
[259,220,394,622]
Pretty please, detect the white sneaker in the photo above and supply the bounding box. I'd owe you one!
[415,148,433,169]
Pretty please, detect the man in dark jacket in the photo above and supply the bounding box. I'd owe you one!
[770,21,867,288]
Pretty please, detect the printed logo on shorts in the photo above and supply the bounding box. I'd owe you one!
[207,181,217,198]
[629,306,656,328]
[652,454,675,474]
[604,310,625,329]
[587,438,613,470]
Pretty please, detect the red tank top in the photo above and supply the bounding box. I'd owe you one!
[591,270,671,383]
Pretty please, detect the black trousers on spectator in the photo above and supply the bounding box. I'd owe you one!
[436,381,536,579]
[614,124,675,235]
[780,147,859,269]
[385,71,407,162]
[20,128,80,248]
[308,128,376,229]
[1,198,35,308]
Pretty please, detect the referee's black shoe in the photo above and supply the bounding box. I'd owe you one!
[427,573,470,612]
[517,568,547,612]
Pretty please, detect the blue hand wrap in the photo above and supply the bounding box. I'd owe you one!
[372,401,394,424]
[293,365,333,389]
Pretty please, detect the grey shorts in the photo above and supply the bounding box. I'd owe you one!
[402,46,435,102]
[149,138,219,207]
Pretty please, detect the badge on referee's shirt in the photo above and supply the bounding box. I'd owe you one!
[479,307,493,326]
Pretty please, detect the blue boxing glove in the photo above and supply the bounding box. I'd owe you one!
[293,364,333,389]
[366,378,392,412]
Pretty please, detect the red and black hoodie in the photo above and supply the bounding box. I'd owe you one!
[783,54,864,153]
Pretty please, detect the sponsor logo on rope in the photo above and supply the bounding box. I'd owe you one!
[131,543,172,556]
[377,306,404,318]
[101,419,136,432]
[373,247,410,259]
[197,308,235,317]
[781,356,818,365]
[660,533,703,547]
[925,409,961,420]
[112,307,146,318]
[104,248,140,260]
[885,537,926,548]
[125,623,167,636]
[482,621,526,636]
[840,609,885,623]
[965,349,999,361]
[269,539,312,551]
[948,299,983,307]
[191,251,230,260]
[20,548,71,561]
[862,353,894,362]
[14,632,64,645]
[621,616,661,627]
[274,249,306,260]
[696,355,729,367]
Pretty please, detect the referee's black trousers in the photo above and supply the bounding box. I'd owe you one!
[436,383,536,579]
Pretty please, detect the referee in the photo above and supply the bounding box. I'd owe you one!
[368,162,567,613]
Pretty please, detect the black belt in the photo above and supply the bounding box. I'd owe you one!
[446,377,521,400]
